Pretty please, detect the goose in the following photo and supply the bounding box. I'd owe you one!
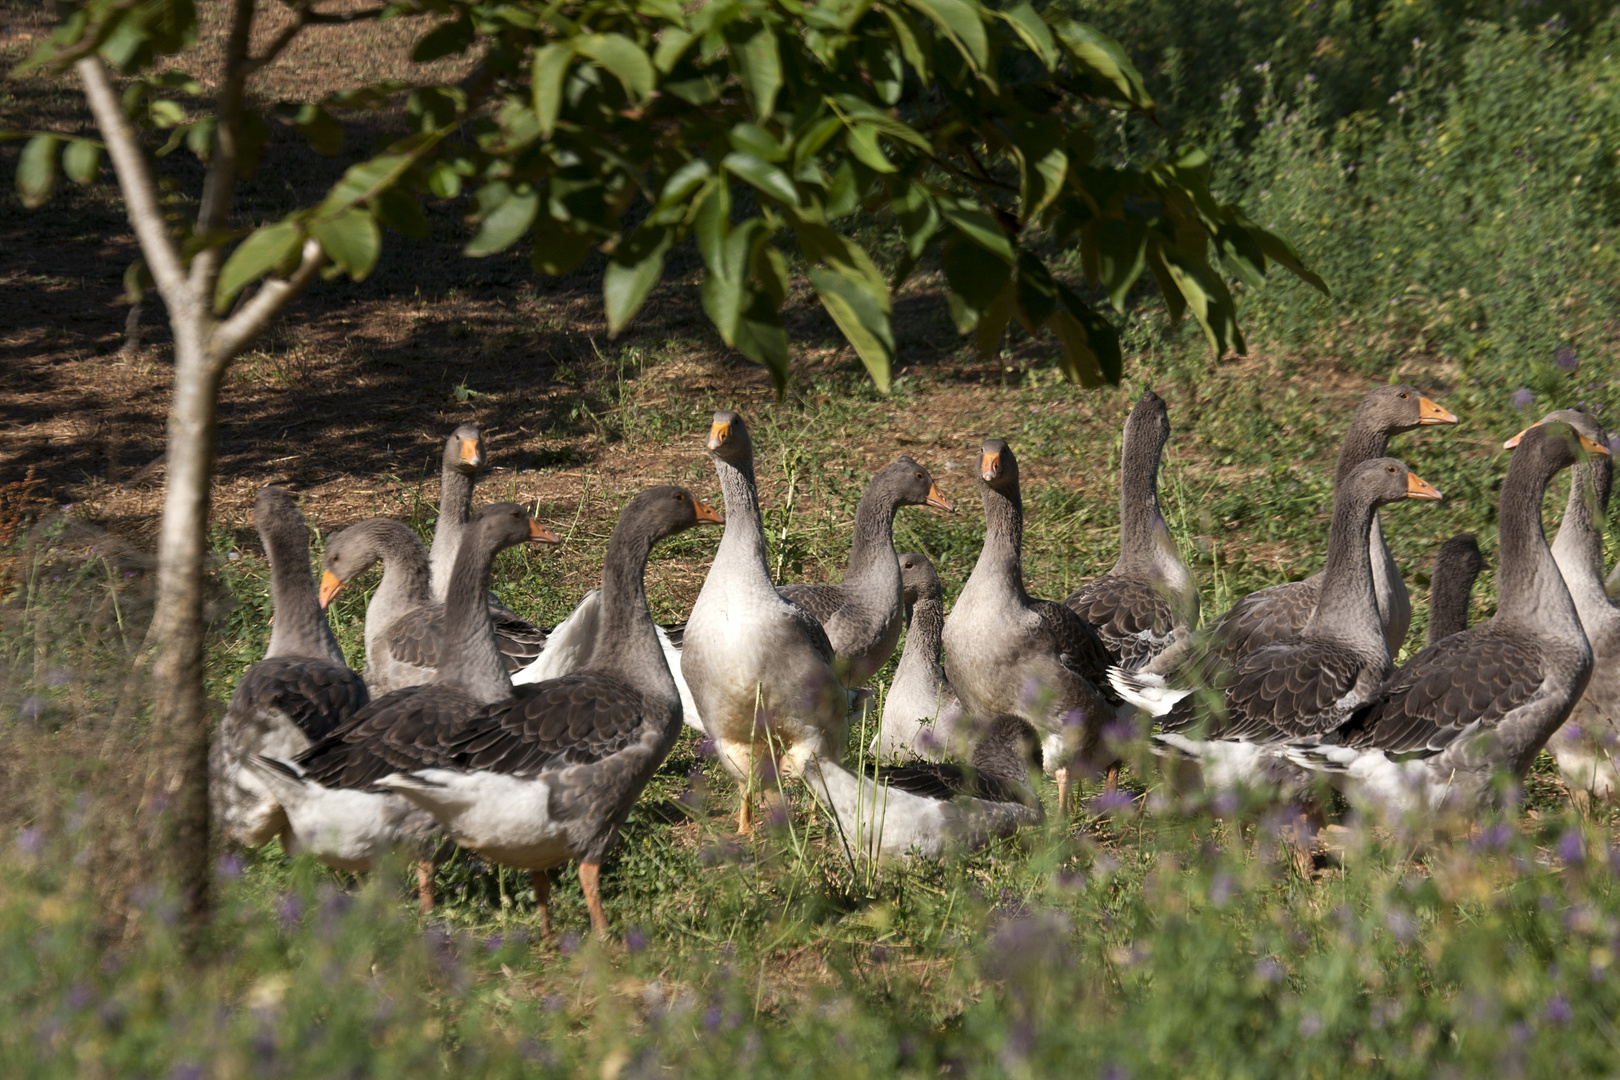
[1285,422,1608,816]
[941,439,1120,811]
[210,486,370,848]
[681,411,857,831]
[1510,411,1620,802]
[777,459,954,684]
[341,487,719,938]
[871,553,963,761]
[1426,534,1484,646]
[1062,390,1198,670]
[319,517,556,695]
[801,714,1044,861]
[1111,459,1443,787]
[1143,385,1458,675]
[249,504,561,908]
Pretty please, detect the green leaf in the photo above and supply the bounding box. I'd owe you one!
[16,134,59,208]
[974,281,1016,359]
[999,2,1057,69]
[906,0,987,71]
[604,225,673,335]
[736,25,783,120]
[215,220,304,312]
[413,16,474,62]
[938,197,1015,264]
[844,123,895,173]
[1051,285,1122,385]
[311,209,381,280]
[942,234,1012,333]
[1160,249,1245,357]
[653,27,695,73]
[1052,20,1154,114]
[1009,116,1067,222]
[465,188,539,257]
[1014,252,1057,330]
[1234,211,1330,295]
[287,103,343,157]
[532,214,598,276]
[428,161,463,200]
[723,151,799,207]
[533,44,573,138]
[694,183,731,273]
[577,34,655,102]
[732,290,792,397]
[890,179,938,259]
[373,187,429,240]
[882,8,931,83]
[62,138,99,186]
[730,123,788,163]
[1095,217,1146,312]
[809,266,894,393]
[122,257,153,305]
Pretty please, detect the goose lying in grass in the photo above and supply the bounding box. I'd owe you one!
[777,459,954,684]
[250,504,560,910]
[211,486,370,848]
[1284,422,1607,816]
[1426,534,1484,646]
[802,714,1043,861]
[871,553,962,761]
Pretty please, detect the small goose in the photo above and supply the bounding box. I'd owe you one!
[1511,412,1620,802]
[801,714,1044,861]
[1062,390,1198,670]
[1286,422,1608,816]
[211,487,370,848]
[871,553,963,761]
[942,439,1120,810]
[1113,460,1442,786]
[251,504,560,908]
[778,459,954,684]
[1426,534,1485,646]
[682,411,857,831]
[1145,385,1457,674]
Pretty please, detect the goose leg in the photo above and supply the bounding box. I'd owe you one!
[416,859,436,914]
[1055,767,1071,814]
[1104,763,1120,794]
[736,793,754,833]
[578,861,609,938]
[532,871,552,936]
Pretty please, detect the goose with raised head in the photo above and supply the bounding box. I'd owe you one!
[1508,411,1620,802]
[681,411,856,831]
[872,553,963,761]
[1426,534,1485,646]
[322,488,719,938]
[211,487,370,849]
[941,439,1119,810]
[250,504,560,909]
[1285,422,1608,816]
[1111,460,1443,787]
[802,714,1044,861]
[777,459,954,684]
[1145,385,1458,674]
[1062,391,1197,670]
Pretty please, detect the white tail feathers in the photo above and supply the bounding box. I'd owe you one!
[1109,666,1194,717]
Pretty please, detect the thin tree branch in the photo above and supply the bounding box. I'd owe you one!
[190,0,259,298]
[306,7,389,26]
[37,0,146,71]
[208,238,326,364]
[76,56,191,309]
[242,2,312,76]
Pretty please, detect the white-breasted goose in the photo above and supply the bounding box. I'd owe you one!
[872,553,963,761]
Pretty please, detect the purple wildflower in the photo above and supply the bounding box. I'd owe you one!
[1299,1011,1324,1037]
[45,668,69,687]
[703,1006,724,1032]
[1209,872,1235,907]
[18,826,43,855]
[1385,907,1419,944]
[1546,994,1572,1025]
[558,932,581,955]
[485,934,504,953]
[168,1065,203,1080]
[1511,387,1535,410]
[1088,789,1134,814]
[1472,821,1513,852]
[1558,829,1585,866]
[694,737,716,758]
[276,892,303,930]
[1555,347,1578,371]
[1255,956,1284,984]
[216,852,245,880]
[626,926,647,954]
[19,697,45,722]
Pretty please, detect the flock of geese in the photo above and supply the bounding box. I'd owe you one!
[210,388,1618,935]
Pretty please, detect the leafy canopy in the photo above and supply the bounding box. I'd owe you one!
[16,0,1325,393]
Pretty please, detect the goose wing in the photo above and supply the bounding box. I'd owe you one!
[1210,579,1319,658]
[1165,639,1375,741]
[1032,599,1119,701]
[439,672,649,776]
[383,604,549,675]
[778,583,850,626]
[235,656,369,741]
[866,761,1031,805]
[293,685,481,788]
[1062,576,1176,669]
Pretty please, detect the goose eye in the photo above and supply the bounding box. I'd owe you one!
[1399,392,1409,399]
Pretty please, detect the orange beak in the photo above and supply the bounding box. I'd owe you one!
[527,519,562,544]
[318,570,344,609]
[980,451,1001,482]
[693,499,723,524]
[1417,396,1459,426]
[460,439,483,468]
[1405,472,1444,501]
[708,421,730,451]
[1502,424,1532,449]
[1579,432,1613,457]
[925,482,954,512]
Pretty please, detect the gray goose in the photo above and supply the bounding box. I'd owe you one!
[320,517,555,694]
[802,714,1044,861]
[211,487,370,848]
[941,439,1119,811]
[1144,385,1458,674]
[249,504,560,908]
[1426,534,1484,645]
[1286,422,1609,815]
[1512,411,1620,802]
[681,411,856,831]
[1112,460,1442,787]
[1062,390,1198,670]
[872,553,963,761]
[305,488,720,938]
[778,459,954,684]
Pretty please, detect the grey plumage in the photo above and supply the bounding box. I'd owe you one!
[1426,534,1484,646]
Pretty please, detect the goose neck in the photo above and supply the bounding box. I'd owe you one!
[842,486,903,590]
[1551,454,1615,621]
[438,531,515,705]
[1304,489,1383,646]
[264,520,344,666]
[430,466,476,599]
[590,527,675,703]
[894,597,946,685]
[1496,453,1571,623]
[1116,427,1168,573]
[973,485,1028,598]
[1335,420,1391,486]
[713,455,772,576]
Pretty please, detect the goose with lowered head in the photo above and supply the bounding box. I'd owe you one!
[1425,534,1485,646]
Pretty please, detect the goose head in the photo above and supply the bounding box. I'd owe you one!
[467,502,562,552]
[878,457,954,512]
[1355,384,1459,434]
[622,485,723,544]
[706,410,752,467]
[899,553,944,607]
[1347,458,1445,507]
[1502,408,1608,450]
[977,438,1019,494]
[447,423,484,476]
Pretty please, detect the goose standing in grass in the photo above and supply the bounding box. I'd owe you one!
[777,459,954,684]
[1426,534,1485,646]
[344,488,719,938]
[802,714,1044,861]
[1285,422,1608,816]
[942,439,1120,811]
[1145,385,1458,675]
[872,554,962,761]
[1112,460,1443,788]
[1062,390,1197,670]
[1511,412,1620,803]
[211,486,370,848]
[250,504,560,910]
[682,411,857,831]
